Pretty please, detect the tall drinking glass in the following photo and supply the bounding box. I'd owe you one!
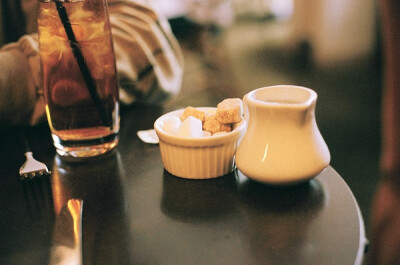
[38,0,119,158]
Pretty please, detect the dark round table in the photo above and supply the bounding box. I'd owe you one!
[0,105,367,265]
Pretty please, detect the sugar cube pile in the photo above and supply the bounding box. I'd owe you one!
[162,98,243,138]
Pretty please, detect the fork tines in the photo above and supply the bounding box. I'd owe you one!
[19,152,51,179]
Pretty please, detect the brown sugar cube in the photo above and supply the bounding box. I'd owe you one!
[215,98,243,124]
[180,106,206,123]
[203,115,232,135]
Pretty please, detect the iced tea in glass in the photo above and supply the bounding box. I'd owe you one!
[38,0,119,158]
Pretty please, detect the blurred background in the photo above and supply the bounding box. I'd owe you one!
[150,0,382,238]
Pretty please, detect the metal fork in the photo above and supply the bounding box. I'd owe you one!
[19,151,51,179]
[18,127,51,179]
[18,128,53,221]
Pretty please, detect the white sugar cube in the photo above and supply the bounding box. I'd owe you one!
[163,116,182,135]
[177,116,203,138]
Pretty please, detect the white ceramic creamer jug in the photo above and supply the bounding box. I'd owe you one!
[235,85,330,184]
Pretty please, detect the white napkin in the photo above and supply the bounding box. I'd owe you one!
[137,129,159,144]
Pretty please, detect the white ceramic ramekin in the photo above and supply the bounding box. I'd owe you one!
[154,107,247,179]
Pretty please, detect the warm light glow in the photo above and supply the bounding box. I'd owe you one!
[67,199,83,245]
[262,144,269,162]
[51,166,67,215]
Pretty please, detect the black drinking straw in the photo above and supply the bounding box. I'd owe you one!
[55,2,111,127]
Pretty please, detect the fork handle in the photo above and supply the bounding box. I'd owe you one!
[24,152,34,159]
[18,126,31,153]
